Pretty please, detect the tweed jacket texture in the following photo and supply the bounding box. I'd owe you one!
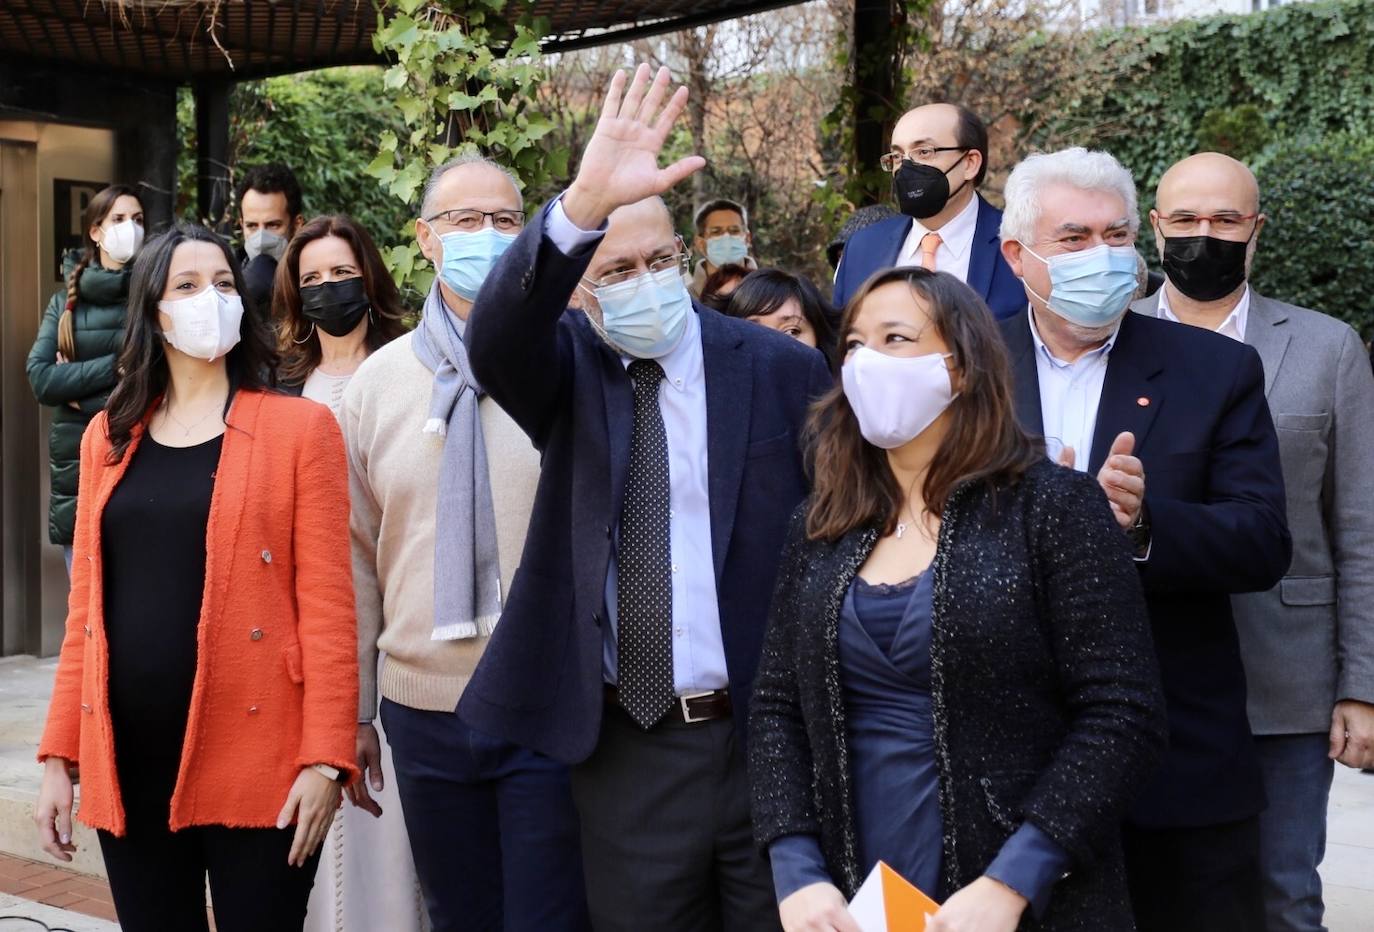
[38,390,360,836]
[749,460,1167,930]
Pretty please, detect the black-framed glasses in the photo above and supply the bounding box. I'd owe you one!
[424,208,526,232]
[879,145,968,173]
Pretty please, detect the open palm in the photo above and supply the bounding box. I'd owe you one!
[564,64,706,228]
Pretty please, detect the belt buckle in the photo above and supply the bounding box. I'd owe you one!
[679,690,715,724]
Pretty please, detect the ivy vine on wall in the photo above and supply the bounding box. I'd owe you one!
[367,0,556,297]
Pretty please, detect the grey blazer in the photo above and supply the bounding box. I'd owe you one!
[1134,290,1374,733]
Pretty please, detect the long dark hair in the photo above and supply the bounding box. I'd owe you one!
[722,268,839,367]
[60,184,141,359]
[805,266,1042,542]
[273,214,408,386]
[104,223,278,463]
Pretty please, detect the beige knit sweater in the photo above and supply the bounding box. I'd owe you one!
[340,331,542,721]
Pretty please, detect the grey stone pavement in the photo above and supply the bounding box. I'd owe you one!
[2,654,1372,929]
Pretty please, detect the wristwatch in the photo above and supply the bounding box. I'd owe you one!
[311,763,344,783]
[1126,503,1151,557]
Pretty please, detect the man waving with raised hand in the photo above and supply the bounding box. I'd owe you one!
[459,64,832,931]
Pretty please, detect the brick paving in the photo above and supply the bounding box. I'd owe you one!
[0,851,117,922]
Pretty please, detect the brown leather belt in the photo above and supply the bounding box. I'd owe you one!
[604,685,732,724]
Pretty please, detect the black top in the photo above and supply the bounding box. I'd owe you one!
[749,459,1169,931]
[102,431,223,820]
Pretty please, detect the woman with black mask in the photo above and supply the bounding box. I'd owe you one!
[274,215,407,414]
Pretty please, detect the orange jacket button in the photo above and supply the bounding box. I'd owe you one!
[250,628,264,641]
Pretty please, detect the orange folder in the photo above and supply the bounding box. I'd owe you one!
[847,861,942,932]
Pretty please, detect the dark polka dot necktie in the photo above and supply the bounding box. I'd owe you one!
[617,359,675,729]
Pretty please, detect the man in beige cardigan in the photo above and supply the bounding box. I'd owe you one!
[340,156,589,932]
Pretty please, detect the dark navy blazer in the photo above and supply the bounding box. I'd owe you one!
[832,195,1024,318]
[1000,309,1292,829]
[459,203,834,765]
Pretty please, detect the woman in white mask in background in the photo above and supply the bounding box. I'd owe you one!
[749,266,1168,932]
[27,184,144,575]
[34,223,359,932]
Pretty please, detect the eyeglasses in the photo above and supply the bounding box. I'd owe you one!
[1156,212,1258,237]
[879,145,968,174]
[585,250,690,290]
[424,208,526,232]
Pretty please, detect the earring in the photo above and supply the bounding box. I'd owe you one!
[293,322,316,345]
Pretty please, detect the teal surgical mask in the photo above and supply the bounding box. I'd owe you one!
[433,226,517,300]
[705,233,749,268]
[1020,243,1138,329]
[585,266,693,359]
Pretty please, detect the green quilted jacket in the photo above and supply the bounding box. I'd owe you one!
[26,255,130,545]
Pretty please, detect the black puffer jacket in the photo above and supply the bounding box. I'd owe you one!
[749,460,1168,931]
[26,255,130,545]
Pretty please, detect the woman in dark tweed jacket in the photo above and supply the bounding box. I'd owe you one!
[749,267,1167,932]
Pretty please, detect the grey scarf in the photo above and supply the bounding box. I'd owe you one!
[413,284,501,640]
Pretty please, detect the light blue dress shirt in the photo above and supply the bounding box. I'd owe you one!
[546,198,730,695]
[1027,308,1119,473]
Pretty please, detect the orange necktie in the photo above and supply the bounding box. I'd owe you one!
[920,232,942,271]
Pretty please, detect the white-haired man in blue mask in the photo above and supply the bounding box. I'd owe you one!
[997,146,1291,932]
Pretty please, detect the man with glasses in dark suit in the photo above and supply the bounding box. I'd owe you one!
[459,64,831,931]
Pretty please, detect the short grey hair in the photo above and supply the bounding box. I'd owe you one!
[419,153,522,219]
[999,147,1139,245]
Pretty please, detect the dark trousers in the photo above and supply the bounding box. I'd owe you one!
[97,823,319,932]
[381,697,590,932]
[571,704,780,932]
[1256,733,1334,932]
[1123,816,1265,932]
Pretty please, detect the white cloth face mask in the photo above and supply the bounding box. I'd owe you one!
[101,219,145,264]
[158,286,245,361]
[842,346,957,449]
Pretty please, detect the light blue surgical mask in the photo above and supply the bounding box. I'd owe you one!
[1020,242,1139,329]
[585,266,693,359]
[705,233,749,268]
[433,226,517,300]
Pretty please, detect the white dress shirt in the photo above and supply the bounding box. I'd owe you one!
[547,198,729,695]
[896,193,980,282]
[1156,284,1250,342]
[1028,308,1120,472]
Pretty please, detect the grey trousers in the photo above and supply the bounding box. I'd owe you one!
[571,704,781,932]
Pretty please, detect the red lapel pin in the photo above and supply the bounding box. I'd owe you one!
[1136,396,1150,407]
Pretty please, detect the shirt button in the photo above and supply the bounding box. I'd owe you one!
[675,627,683,636]
[83,625,92,638]
[671,564,679,573]
[248,706,259,715]
[250,628,264,641]
[261,549,272,563]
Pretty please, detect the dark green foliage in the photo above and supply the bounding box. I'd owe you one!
[1038,0,1374,330]
[1196,104,1272,160]
[1250,133,1374,335]
[177,68,412,252]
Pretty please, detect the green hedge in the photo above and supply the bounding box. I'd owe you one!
[1250,133,1374,336]
[1036,0,1374,330]
[178,68,412,252]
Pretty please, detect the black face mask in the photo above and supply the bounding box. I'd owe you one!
[892,153,969,220]
[1160,234,1250,302]
[300,277,371,337]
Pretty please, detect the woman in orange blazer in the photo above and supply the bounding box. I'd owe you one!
[33,222,359,932]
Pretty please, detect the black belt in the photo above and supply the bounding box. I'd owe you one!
[604,685,732,724]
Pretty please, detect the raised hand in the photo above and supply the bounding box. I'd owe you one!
[1096,431,1145,529]
[562,64,707,230]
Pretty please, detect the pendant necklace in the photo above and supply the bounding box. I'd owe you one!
[161,399,217,438]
